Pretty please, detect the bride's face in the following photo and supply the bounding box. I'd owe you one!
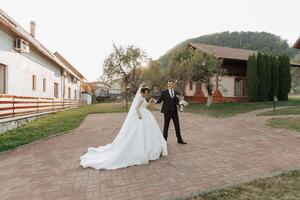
[142,90,149,97]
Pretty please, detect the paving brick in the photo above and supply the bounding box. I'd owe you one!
[0,111,299,199]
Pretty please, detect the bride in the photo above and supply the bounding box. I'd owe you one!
[80,85,168,170]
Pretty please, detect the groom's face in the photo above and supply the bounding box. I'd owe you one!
[168,81,174,89]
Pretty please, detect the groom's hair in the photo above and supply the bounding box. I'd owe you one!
[168,79,175,83]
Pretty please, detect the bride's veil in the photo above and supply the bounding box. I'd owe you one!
[81,85,145,153]
[110,85,144,143]
[127,85,143,118]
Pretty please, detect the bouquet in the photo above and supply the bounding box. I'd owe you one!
[178,95,188,112]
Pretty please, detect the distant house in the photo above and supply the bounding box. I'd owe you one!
[185,43,300,103]
[89,81,110,100]
[89,79,124,100]
[0,9,86,122]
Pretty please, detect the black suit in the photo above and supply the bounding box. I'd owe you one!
[156,89,183,142]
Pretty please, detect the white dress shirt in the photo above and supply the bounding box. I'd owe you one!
[168,89,174,98]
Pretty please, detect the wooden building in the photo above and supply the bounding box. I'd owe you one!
[185,43,255,103]
[185,43,300,103]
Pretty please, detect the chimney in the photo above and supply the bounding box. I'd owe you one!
[30,21,36,38]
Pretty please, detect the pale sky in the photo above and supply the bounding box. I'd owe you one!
[0,0,299,81]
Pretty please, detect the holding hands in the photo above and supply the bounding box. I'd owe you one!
[149,98,157,104]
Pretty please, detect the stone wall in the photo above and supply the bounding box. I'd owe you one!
[0,107,75,134]
[0,115,38,134]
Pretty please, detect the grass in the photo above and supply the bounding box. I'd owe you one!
[184,98,300,118]
[0,103,136,152]
[267,117,300,133]
[258,106,300,116]
[257,103,300,132]
[177,170,300,200]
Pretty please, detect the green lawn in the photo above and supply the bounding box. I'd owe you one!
[267,117,300,133]
[178,170,300,200]
[184,98,300,118]
[0,103,131,152]
[258,106,300,116]
[257,105,300,132]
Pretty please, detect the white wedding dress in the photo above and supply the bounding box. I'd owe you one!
[80,87,168,170]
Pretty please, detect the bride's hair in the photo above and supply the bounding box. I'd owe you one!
[140,86,150,94]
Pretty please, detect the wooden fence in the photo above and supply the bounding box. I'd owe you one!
[0,94,80,121]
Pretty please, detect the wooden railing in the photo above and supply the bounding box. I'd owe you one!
[0,94,80,121]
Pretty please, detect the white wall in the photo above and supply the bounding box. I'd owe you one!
[184,75,236,98]
[0,28,14,51]
[81,93,92,105]
[219,76,234,97]
[64,75,81,100]
[0,50,62,98]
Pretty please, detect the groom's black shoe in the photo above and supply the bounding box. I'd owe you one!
[178,140,187,144]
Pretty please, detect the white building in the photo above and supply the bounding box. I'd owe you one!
[0,9,86,121]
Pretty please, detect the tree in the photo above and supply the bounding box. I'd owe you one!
[168,47,224,106]
[190,52,224,106]
[269,56,279,100]
[141,60,167,91]
[168,46,194,96]
[278,55,291,100]
[101,43,147,110]
[246,54,259,101]
[264,54,272,100]
[127,66,144,95]
[257,52,271,101]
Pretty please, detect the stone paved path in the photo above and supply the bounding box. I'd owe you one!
[0,110,300,200]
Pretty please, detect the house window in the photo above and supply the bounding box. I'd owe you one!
[32,75,36,91]
[43,78,46,92]
[63,86,66,98]
[74,89,77,100]
[0,64,6,94]
[189,81,193,91]
[68,87,71,99]
[234,79,242,97]
[54,82,59,98]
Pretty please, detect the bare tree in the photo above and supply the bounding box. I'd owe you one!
[101,43,147,110]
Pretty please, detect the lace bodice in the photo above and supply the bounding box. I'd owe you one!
[136,97,149,117]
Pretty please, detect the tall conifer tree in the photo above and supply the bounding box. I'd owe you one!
[246,54,258,101]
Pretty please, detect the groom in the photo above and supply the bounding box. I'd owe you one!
[155,80,187,144]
